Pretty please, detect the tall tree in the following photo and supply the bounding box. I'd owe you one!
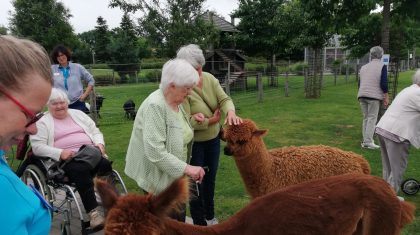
[340,0,420,60]
[108,13,141,82]
[233,0,284,58]
[381,0,391,53]
[95,16,111,63]
[110,0,218,57]
[296,0,375,98]
[9,0,77,51]
[76,30,96,64]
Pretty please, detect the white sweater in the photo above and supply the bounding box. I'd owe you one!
[30,109,104,162]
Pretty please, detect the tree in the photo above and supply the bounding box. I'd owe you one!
[381,0,391,53]
[108,13,141,82]
[339,0,420,61]
[339,13,382,58]
[94,16,111,63]
[76,30,96,64]
[296,0,375,98]
[9,0,77,51]
[110,0,218,57]
[234,0,284,58]
[0,25,7,35]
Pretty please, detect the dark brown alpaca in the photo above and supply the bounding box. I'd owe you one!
[223,119,371,198]
[96,174,415,235]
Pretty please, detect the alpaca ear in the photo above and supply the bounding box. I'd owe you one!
[150,177,189,218]
[253,129,268,137]
[95,179,118,211]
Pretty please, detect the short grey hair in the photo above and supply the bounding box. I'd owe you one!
[412,69,420,85]
[48,88,70,105]
[159,59,199,91]
[176,44,206,69]
[370,46,384,59]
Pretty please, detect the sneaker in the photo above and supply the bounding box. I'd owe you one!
[361,142,380,149]
[206,218,219,225]
[88,207,104,229]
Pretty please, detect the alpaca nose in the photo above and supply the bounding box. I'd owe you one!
[224,146,233,156]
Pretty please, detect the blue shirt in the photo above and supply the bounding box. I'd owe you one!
[0,150,51,234]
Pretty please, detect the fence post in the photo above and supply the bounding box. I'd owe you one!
[225,62,231,96]
[257,73,263,102]
[284,61,290,97]
[90,89,98,125]
[345,60,349,83]
[356,64,359,82]
[135,71,138,83]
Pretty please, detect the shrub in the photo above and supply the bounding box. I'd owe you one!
[138,69,161,83]
[141,62,165,69]
[291,62,308,75]
[86,63,110,69]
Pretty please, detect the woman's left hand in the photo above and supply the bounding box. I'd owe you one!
[79,94,87,102]
[95,143,106,155]
[224,110,243,125]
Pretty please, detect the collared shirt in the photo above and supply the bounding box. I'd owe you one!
[51,62,95,104]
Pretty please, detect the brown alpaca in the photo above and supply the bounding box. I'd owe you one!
[96,174,415,235]
[223,119,371,198]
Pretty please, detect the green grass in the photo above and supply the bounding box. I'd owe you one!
[8,71,420,233]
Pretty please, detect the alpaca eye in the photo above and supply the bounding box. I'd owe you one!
[237,140,247,145]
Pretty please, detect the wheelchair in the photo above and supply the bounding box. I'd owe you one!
[16,148,127,235]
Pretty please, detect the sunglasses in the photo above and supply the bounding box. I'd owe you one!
[0,88,44,127]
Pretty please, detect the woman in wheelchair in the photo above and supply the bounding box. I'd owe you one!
[30,88,111,229]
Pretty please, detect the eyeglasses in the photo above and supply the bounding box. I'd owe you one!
[0,88,44,127]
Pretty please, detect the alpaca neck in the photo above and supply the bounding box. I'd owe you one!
[234,140,273,198]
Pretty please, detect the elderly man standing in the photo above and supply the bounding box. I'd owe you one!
[357,46,389,149]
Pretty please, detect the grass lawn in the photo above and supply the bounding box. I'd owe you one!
[10,70,419,233]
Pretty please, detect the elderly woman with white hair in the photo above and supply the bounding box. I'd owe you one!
[125,59,205,222]
[30,88,112,229]
[357,46,389,149]
[177,44,242,226]
[376,69,420,196]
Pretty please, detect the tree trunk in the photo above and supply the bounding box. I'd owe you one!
[305,48,322,98]
[381,0,391,53]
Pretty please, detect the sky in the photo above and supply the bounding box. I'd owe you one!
[0,0,239,34]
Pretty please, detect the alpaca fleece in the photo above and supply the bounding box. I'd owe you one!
[224,119,370,198]
[95,174,415,235]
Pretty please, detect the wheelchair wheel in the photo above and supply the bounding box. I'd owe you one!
[401,178,420,195]
[98,170,128,196]
[110,170,128,195]
[21,164,54,207]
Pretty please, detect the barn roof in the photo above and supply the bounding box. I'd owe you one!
[202,11,239,33]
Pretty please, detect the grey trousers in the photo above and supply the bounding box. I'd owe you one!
[359,98,380,144]
[377,135,410,193]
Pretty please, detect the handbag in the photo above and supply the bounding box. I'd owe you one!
[47,145,103,181]
[71,144,103,169]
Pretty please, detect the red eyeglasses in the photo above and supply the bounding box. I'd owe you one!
[0,88,44,127]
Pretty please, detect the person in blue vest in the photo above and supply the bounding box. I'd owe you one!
[0,35,53,234]
[50,45,95,113]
